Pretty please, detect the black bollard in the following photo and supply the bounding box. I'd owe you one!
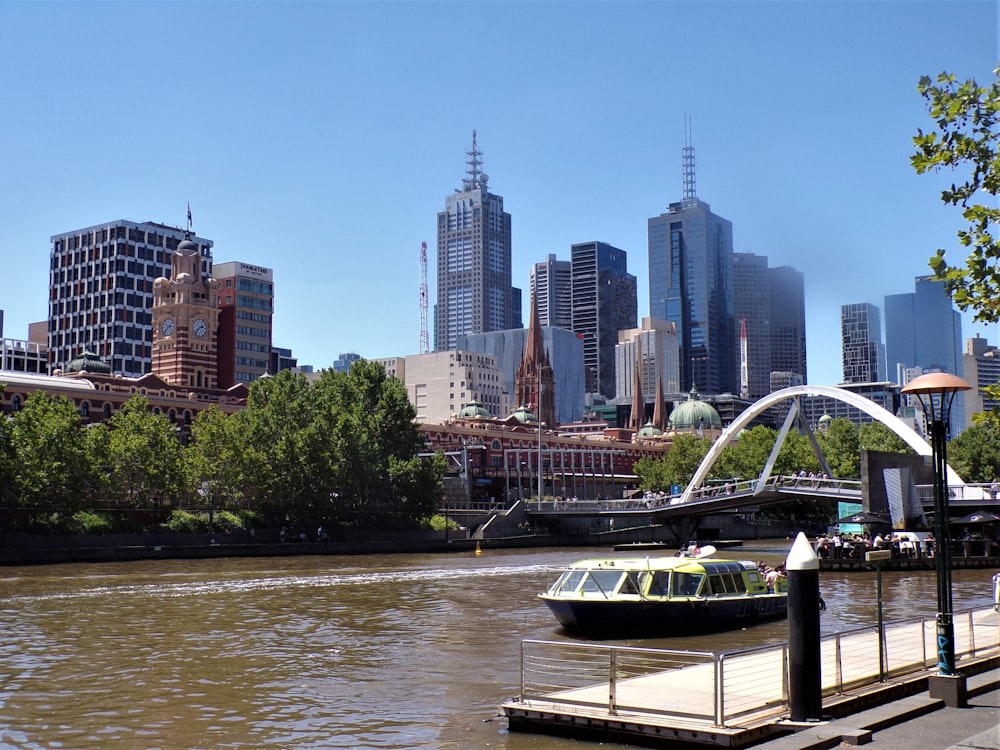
[786,531,822,722]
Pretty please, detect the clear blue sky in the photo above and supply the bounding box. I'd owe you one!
[1,1,997,386]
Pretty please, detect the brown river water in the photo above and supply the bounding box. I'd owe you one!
[0,542,995,749]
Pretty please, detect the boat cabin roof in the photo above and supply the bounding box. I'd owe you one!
[560,557,756,575]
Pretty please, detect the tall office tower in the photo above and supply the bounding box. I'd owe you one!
[152,236,221,388]
[732,252,771,400]
[884,276,963,382]
[530,254,573,329]
[614,317,680,402]
[570,241,637,398]
[213,261,274,387]
[49,220,213,376]
[647,144,735,395]
[768,265,807,385]
[841,302,886,384]
[963,334,1000,424]
[435,131,519,351]
[885,276,964,433]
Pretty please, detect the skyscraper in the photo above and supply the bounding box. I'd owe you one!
[49,220,213,376]
[647,145,735,395]
[963,334,1000,424]
[614,317,680,402]
[768,265,807,385]
[884,276,962,385]
[841,302,885,384]
[435,131,520,351]
[570,241,637,398]
[213,261,274,387]
[885,276,964,433]
[530,254,573,330]
[732,252,771,399]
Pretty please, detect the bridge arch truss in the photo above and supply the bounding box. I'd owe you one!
[679,385,963,504]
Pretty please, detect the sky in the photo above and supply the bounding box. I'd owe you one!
[0,0,997,387]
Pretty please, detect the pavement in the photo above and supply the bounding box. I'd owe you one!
[750,667,1000,750]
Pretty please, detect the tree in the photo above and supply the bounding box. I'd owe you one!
[634,434,712,493]
[106,395,184,511]
[313,361,445,526]
[11,392,98,514]
[947,423,1000,483]
[859,421,912,456]
[912,66,1000,322]
[817,419,860,478]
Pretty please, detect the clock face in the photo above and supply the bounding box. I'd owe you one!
[161,318,175,337]
[193,318,208,337]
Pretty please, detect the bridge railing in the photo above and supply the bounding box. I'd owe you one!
[914,482,1000,506]
[523,475,863,513]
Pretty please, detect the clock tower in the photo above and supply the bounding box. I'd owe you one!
[152,236,221,388]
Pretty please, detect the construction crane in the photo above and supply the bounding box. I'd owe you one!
[419,241,429,354]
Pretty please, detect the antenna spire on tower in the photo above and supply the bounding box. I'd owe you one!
[463,129,484,191]
[682,114,696,200]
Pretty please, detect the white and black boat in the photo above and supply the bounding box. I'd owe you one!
[539,551,788,638]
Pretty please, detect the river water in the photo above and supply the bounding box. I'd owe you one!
[0,542,996,750]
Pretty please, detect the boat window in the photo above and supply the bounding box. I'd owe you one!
[672,572,704,597]
[641,571,670,596]
[619,572,641,596]
[551,570,585,595]
[581,570,623,596]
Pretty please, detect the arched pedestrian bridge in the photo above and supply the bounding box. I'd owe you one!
[524,385,992,523]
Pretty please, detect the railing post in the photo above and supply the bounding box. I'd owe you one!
[520,640,526,699]
[781,645,789,705]
[714,653,726,726]
[608,648,618,715]
[834,632,843,694]
[967,610,975,657]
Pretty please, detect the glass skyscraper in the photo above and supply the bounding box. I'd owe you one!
[768,265,807,385]
[435,131,520,351]
[648,197,735,395]
[570,241,637,398]
[885,275,964,433]
[841,302,885,384]
[884,276,962,384]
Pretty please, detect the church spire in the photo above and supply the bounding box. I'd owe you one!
[514,291,555,428]
[653,371,666,431]
[628,336,645,432]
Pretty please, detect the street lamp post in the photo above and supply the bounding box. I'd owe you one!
[901,372,971,707]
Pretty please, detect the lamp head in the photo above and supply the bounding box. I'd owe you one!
[900,372,972,397]
[901,373,971,424]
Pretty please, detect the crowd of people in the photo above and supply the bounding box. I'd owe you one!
[813,530,932,559]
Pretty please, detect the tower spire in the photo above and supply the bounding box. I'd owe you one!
[682,114,696,200]
[463,129,484,191]
[629,336,645,432]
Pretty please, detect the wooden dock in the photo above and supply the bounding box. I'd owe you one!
[502,605,1000,747]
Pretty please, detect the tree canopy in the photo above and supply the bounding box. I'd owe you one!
[912,65,1000,322]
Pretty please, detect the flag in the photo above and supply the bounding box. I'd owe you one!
[187,203,192,228]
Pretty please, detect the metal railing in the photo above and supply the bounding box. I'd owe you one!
[516,605,999,728]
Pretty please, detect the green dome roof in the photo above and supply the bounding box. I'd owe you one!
[510,404,538,424]
[458,400,491,419]
[637,420,663,438]
[819,414,834,423]
[669,388,721,430]
[65,349,112,375]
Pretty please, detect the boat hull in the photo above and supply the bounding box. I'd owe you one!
[540,594,788,639]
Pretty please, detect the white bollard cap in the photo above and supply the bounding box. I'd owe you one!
[786,531,819,571]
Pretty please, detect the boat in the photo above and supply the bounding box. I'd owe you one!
[538,551,788,638]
